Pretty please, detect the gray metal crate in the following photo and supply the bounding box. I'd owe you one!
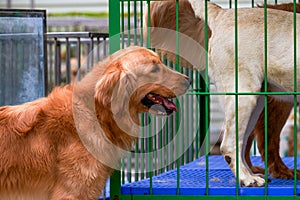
[0,9,46,106]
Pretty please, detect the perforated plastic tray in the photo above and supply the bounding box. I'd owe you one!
[121,156,300,196]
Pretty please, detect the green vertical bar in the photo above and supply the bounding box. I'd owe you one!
[127,0,131,47]
[159,118,163,174]
[141,115,145,180]
[196,72,200,159]
[186,71,190,164]
[166,117,170,171]
[135,142,139,181]
[293,98,298,196]
[147,115,153,195]
[147,0,151,48]
[263,0,269,195]
[175,0,181,195]
[163,57,170,172]
[234,0,239,195]
[121,0,125,48]
[128,154,132,183]
[121,159,125,184]
[170,89,175,171]
[190,72,195,160]
[294,98,298,196]
[293,0,298,195]
[133,0,137,45]
[109,0,121,199]
[109,0,120,54]
[140,0,144,46]
[153,117,157,176]
[204,0,210,195]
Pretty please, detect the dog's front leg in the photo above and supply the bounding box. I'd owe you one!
[220,94,265,187]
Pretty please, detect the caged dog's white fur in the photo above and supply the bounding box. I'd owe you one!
[188,0,300,187]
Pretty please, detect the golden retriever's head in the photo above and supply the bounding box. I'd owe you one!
[95,46,190,121]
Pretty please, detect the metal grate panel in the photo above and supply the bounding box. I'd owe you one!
[122,156,300,196]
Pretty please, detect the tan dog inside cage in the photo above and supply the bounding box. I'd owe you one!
[145,0,300,185]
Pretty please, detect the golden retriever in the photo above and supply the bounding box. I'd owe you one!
[188,0,300,186]
[145,0,300,182]
[0,46,190,199]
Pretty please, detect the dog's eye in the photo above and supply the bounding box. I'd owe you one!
[150,64,160,73]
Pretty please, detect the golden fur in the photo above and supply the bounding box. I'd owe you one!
[0,46,189,199]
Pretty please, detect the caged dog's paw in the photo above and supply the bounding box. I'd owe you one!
[240,174,265,187]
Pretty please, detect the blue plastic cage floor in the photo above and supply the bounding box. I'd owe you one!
[121,155,300,196]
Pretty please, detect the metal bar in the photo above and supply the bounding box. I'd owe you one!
[86,37,94,69]
[127,0,131,47]
[96,37,100,62]
[195,72,200,159]
[141,115,145,180]
[134,140,139,182]
[54,38,61,86]
[263,1,269,194]
[65,37,71,84]
[234,0,239,195]
[140,0,144,46]
[122,0,125,48]
[186,91,300,95]
[0,33,38,38]
[147,114,153,195]
[204,0,210,195]
[104,37,108,60]
[159,118,163,174]
[147,0,151,48]
[108,0,121,198]
[293,0,298,194]
[47,32,92,38]
[77,37,81,80]
[133,0,137,45]
[175,0,180,195]
[153,118,157,176]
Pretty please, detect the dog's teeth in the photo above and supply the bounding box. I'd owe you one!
[158,111,166,115]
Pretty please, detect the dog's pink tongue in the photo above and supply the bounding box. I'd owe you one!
[156,96,177,112]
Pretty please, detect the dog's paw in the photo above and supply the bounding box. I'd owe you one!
[240,175,265,187]
[250,165,265,175]
[271,168,300,179]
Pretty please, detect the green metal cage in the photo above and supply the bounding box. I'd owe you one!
[107,0,300,199]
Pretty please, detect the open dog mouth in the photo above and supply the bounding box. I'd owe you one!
[141,93,177,116]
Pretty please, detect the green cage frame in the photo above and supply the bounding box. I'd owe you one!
[108,0,300,199]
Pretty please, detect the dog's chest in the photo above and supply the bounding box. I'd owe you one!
[0,192,48,200]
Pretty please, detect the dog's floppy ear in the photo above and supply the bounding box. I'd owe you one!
[95,65,137,116]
